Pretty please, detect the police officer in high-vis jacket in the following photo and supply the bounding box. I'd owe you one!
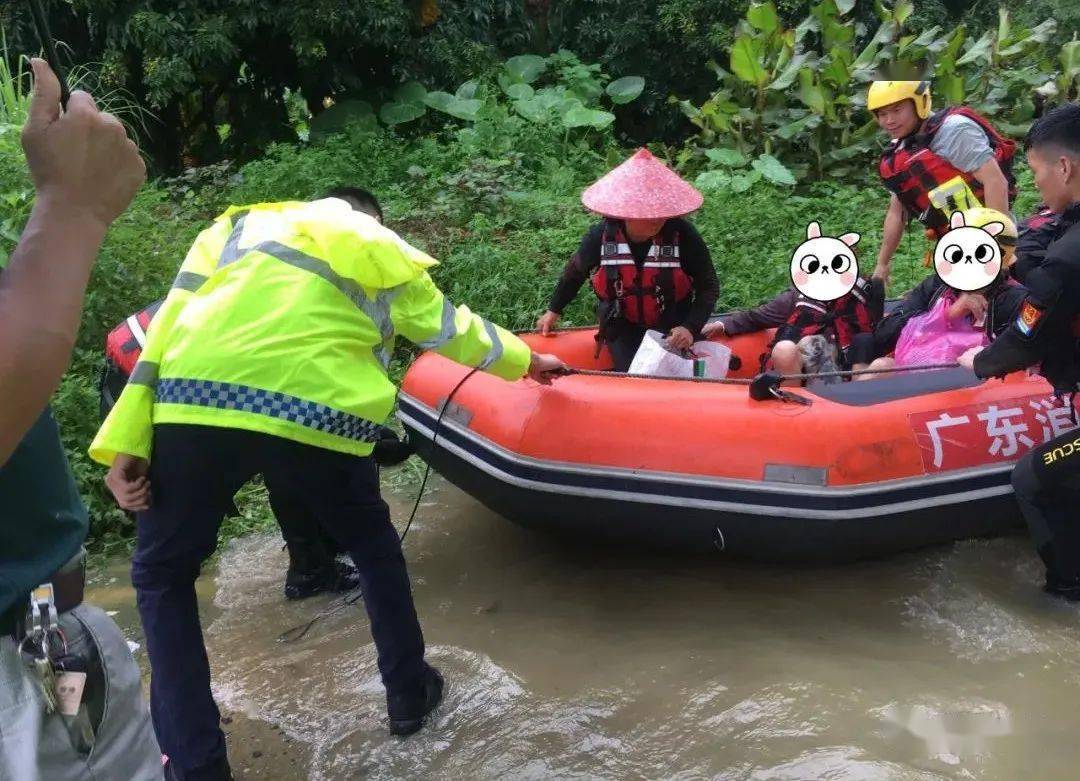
[960,103,1080,601]
[91,190,565,781]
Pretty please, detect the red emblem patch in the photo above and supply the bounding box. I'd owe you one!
[1017,299,1043,336]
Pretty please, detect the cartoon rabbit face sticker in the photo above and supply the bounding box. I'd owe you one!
[790,222,861,302]
[933,211,1004,292]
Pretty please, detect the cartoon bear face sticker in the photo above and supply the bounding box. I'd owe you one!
[790,222,861,302]
[933,211,1004,292]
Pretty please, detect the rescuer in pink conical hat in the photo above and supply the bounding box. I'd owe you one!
[536,148,718,370]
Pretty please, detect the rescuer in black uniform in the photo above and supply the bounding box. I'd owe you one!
[961,103,1080,600]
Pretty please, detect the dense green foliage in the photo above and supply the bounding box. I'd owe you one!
[310,49,645,142]
[2,0,1075,172]
[677,1,1077,185]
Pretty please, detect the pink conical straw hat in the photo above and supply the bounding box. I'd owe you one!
[581,148,703,220]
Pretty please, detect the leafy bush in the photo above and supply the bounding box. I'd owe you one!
[677,0,1076,182]
[309,49,645,151]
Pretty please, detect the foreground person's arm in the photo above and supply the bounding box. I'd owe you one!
[0,59,144,464]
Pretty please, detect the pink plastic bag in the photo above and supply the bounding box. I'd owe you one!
[893,294,988,367]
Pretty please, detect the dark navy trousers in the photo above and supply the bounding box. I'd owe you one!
[1012,422,1080,582]
[131,424,425,780]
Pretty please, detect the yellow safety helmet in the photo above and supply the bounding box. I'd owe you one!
[961,207,1018,267]
[867,80,932,119]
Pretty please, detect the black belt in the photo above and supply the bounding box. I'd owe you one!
[2,558,86,641]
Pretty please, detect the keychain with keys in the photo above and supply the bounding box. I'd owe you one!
[22,633,60,714]
[33,652,59,714]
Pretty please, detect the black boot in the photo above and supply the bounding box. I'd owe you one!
[284,558,361,600]
[164,755,233,781]
[327,559,361,592]
[284,538,329,601]
[387,664,444,736]
[1043,571,1080,601]
[284,567,326,601]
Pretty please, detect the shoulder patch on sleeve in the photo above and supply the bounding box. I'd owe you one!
[1017,298,1044,337]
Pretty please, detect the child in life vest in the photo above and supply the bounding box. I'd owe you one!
[703,222,883,384]
[860,207,1026,379]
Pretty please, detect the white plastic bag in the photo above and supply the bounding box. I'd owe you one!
[691,339,732,379]
[628,330,731,379]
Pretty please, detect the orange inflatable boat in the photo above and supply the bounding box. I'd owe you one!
[398,321,1078,562]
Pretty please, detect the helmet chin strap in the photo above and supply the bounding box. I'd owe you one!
[900,115,928,143]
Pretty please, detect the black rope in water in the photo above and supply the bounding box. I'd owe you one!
[398,366,481,544]
[277,588,365,644]
[278,367,481,644]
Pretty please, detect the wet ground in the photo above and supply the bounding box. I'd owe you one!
[89,475,1080,780]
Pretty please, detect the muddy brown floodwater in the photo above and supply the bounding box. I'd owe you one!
[88,474,1080,780]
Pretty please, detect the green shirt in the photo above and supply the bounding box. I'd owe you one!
[0,407,88,617]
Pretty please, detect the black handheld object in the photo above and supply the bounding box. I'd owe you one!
[27,0,70,108]
[749,371,783,401]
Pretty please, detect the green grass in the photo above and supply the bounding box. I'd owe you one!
[0,115,1043,551]
[0,35,30,128]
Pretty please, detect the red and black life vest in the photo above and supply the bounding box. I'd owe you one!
[105,300,162,376]
[1022,205,1057,233]
[879,106,1017,238]
[783,278,877,350]
[590,223,693,327]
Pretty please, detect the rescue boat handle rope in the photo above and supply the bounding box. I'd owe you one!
[559,362,962,383]
[277,367,482,644]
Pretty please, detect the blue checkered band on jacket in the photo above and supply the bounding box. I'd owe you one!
[155,379,383,443]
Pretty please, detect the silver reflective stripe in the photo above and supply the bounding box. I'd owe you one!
[129,361,159,388]
[217,215,248,268]
[172,271,209,292]
[213,221,399,343]
[478,319,504,370]
[613,244,679,258]
[249,241,394,338]
[796,300,827,314]
[126,315,148,349]
[416,296,458,349]
[374,284,404,344]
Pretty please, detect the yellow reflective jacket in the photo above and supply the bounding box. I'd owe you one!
[90,198,531,464]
